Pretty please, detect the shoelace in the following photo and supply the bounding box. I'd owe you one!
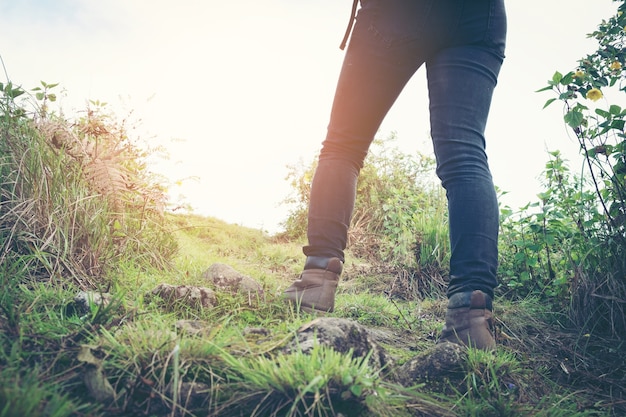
[339,0,359,50]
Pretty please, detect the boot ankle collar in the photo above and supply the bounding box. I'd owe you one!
[448,290,492,310]
[304,256,343,274]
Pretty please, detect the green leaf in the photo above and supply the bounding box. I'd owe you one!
[350,384,363,397]
[560,71,575,85]
[537,191,551,201]
[10,88,25,99]
[536,85,554,92]
[574,102,589,111]
[611,119,625,130]
[595,108,611,118]
[564,110,584,128]
[609,104,622,115]
[48,93,57,102]
[35,92,44,100]
[543,98,557,109]
[552,71,563,85]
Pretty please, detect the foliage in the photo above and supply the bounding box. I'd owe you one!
[449,348,524,416]
[0,365,81,417]
[216,344,425,417]
[498,151,603,306]
[516,0,626,337]
[282,134,448,276]
[0,77,177,286]
[2,211,624,416]
[0,267,102,417]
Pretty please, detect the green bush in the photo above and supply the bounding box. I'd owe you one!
[501,0,626,337]
[498,151,602,305]
[0,79,177,286]
[282,134,448,273]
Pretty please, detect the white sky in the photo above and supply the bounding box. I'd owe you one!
[0,0,622,233]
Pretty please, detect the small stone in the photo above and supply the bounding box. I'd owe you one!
[74,291,112,315]
[203,263,264,296]
[284,317,390,372]
[175,320,213,337]
[243,327,270,337]
[150,284,217,309]
[395,342,465,386]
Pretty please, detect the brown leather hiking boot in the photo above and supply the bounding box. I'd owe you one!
[283,257,343,313]
[438,290,495,350]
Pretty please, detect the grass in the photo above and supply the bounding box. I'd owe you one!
[1,85,623,415]
[1,213,623,416]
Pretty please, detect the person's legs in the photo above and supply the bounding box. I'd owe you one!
[304,18,429,262]
[427,45,503,300]
[286,0,508,340]
[285,0,433,312]
[423,0,506,348]
[427,39,505,349]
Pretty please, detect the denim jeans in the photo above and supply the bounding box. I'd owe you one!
[304,0,507,299]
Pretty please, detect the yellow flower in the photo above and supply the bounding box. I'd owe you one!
[586,88,603,102]
[574,69,585,78]
[610,61,622,71]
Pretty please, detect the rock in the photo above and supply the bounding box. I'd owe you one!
[284,317,390,371]
[175,320,213,337]
[394,342,465,386]
[150,284,216,309]
[77,345,116,403]
[242,327,270,337]
[203,263,264,297]
[73,291,112,316]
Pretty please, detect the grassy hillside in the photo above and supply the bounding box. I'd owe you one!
[1,213,622,417]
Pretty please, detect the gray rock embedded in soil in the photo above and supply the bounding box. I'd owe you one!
[74,291,112,315]
[203,263,264,297]
[175,319,213,337]
[395,341,466,386]
[149,283,217,309]
[284,317,391,371]
[282,317,467,387]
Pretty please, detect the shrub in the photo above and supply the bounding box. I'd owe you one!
[281,134,448,280]
[0,78,176,287]
[512,0,626,337]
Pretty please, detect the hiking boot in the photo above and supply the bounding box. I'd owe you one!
[438,290,495,350]
[283,257,343,313]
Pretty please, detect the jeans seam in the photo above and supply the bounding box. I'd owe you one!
[484,0,506,58]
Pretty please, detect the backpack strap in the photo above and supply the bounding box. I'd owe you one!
[339,0,359,50]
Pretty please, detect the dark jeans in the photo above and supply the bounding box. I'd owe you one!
[304,0,507,299]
